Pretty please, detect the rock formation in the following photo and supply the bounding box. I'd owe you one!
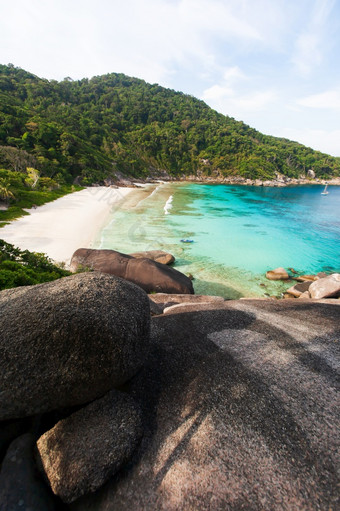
[36,390,143,503]
[149,293,225,313]
[309,273,340,299]
[1,274,339,509]
[0,272,150,419]
[130,250,175,265]
[0,434,58,510]
[70,299,340,511]
[265,267,290,280]
[70,248,194,294]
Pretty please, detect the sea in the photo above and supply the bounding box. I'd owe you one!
[94,183,340,299]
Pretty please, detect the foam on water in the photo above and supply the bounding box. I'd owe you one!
[95,183,340,298]
[164,195,173,215]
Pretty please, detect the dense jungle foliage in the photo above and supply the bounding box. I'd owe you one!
[0,239,71,290]
[1,63,339,186]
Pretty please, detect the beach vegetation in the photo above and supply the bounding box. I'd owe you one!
[0,239,71,290]
[0,64,339,185]
[0,168,82,226]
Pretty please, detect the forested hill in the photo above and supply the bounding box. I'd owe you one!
[1,63,339,184]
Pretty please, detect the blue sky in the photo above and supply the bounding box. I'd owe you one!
[1,0,340,156]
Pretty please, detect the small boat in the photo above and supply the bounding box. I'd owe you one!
[321,184,329,195]
[180,239,194,243]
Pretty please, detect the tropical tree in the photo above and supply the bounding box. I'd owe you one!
[0,179,15,203]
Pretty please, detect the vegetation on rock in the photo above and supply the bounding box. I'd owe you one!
[1,64,339,185]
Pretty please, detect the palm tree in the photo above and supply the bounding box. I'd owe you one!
[0,179,15,204]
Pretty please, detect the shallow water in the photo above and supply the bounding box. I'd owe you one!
[94,183,340,298]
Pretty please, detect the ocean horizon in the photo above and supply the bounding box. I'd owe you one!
[95,183,340,299]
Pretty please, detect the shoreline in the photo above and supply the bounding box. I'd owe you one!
[0,186,136,267]
[149,175,340,187]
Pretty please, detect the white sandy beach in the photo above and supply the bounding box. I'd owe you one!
[0,187,134,266]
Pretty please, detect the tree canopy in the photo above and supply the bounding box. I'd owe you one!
[1,63,339,183]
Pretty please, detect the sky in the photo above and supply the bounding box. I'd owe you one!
[1,0,340,156]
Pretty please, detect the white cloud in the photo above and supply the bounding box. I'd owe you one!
[291,0,336,75]
[223,66,247,82]
[202,88,277,117]
[297,89,340,110]
[203,85,234,101]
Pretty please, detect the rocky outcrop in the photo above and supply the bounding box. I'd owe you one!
[0,272,150,420]
[149,293,225,313]
[71,299,340,511]
[37,390,143,504]
[309,273,340,299]
[0,434,58,511]
[285,280,312,298]
[266,267,290,280]
[70,248,194,294]
[130,250,175,265]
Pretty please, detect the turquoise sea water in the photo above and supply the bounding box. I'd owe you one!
[95,183,340,298]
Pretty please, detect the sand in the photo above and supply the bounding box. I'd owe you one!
[0,187,134,266]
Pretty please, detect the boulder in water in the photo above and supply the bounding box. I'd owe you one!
[265,267,289,280]
[70,248,194,294]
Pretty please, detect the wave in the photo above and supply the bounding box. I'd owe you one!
[134,184,161,208]
[164,195,173,215]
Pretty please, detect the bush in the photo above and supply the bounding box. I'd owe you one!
[0,239,71,290]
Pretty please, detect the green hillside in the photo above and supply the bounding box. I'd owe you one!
[1,63,339,185]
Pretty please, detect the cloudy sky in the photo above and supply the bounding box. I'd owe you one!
[1,0,339,156]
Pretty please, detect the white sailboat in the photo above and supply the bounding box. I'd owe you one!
[321,183,329,195]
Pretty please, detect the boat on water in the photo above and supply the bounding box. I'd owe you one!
[180,239,194,243]
[321,184,329,195]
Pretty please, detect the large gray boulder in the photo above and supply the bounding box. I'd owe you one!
[37,390,143,504]
[0,272,150,420]
[309,273,340,299]
[71,299,340,511]
[0,434,58,511]
[70,248,194,294]
[130,250,175,265]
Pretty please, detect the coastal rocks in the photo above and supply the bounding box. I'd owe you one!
[285,280,312,298]
[0,434,58,511]
[37,390,143,504]
[265,267,289,280]
[149,293,225,313]
[70,299,340,511]
[295,274,317,282]
[70,248,194,294]
[307,169,316,179]
[0,272,150,420]
[130,249,175,265]
[309,273,340,299]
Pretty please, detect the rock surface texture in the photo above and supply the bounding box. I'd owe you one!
[130,250,175,265]
[70,299,340,511]
[0,272,150,420]
[0,434,58,511]
[70,248,194,294]
[37,390,143,504]
[149,293,224,313]
[309,273,340,299]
